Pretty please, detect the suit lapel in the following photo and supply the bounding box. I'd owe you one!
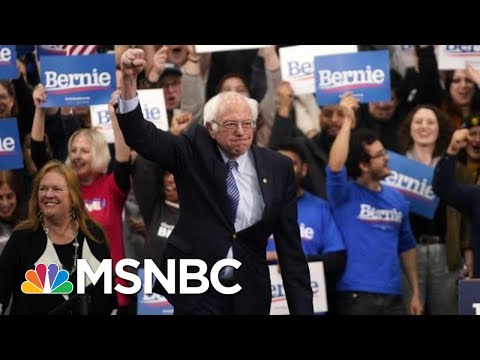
[251,146,273,218]
[206,140,273,227]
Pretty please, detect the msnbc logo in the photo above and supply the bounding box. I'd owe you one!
[21,263,73,294]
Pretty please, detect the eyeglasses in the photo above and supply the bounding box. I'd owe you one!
[369,149,388,160]
[212,120,256,130]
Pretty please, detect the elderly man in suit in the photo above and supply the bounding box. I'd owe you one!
[117,48,313,315]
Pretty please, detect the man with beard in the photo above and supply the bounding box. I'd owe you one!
[326,93,423,315]
[457,114,480,185]
[270,81,357,199]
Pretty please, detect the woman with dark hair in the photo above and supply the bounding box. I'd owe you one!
[0,80,18,119]
[0,160,115,315]
[397,104,473,314]
[0,76,36,141]
[0,171,26,255]
[441,66,480,130]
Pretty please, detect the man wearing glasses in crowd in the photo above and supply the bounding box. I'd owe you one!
[116,48,313,315]
[326,93,423,315]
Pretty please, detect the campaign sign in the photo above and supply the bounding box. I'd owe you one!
[438,45,480,70]
[381,151,439,219]
[0,118,23,170]
[137,268,174,315]
[89,104,113,143]
[314,50,390,105]
[395,45,416,69]
[90,88,168,143]
[41,54,116,107]
[0,46,18,80]
[458,279,480,315]
[280,45,358,95]
[269,261,327,315]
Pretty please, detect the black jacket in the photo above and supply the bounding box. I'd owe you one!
[118,105,313,315]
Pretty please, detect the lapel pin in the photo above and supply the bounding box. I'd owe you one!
[263,178,268,184]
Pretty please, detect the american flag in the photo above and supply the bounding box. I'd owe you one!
[65,45,98,55]
[37,45,98,56]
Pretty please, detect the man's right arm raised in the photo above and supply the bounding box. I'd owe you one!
[116,48,183,174]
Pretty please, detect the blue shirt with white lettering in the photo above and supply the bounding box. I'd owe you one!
[267,191,344,255]
[326,166,415,295]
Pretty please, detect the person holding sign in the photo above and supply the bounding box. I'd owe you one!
[433,128,480,278]
[326,93,422,315]
[116,48,313,315]
[397,104,473,314]
[270,81,349,199]
[139,45,205,127]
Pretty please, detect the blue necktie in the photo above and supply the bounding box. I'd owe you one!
[226,160,240,224]
[220,160,239,282]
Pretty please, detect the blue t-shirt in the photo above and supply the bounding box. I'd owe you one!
[326,166,415,295]
[267,191,344,255]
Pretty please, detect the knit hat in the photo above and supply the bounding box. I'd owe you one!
[462,113,480,129]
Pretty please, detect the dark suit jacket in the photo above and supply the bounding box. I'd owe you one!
[118,105,313,315]
[0,223,115,315]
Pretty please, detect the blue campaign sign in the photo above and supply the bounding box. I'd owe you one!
[458,279,480,315]
[380,151,439,219]
[0,118,23,170]
[40,54,116,108]
[314,50,390,106]
[0,46,19,80]
[136,268,174,315]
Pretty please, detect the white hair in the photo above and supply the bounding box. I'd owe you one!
[203,91,258,131]
[66,128,111,175]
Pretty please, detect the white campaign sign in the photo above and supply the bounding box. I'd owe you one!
[138,88,169,131]
[90,88,168,144]
[394,45,416,69]
[269,261,327,315]
[280,45,357,95]
[195,45,269,53]
[438,45,480,70]
[90,103,113,143]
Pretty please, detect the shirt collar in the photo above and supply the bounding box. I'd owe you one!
[218,147,249,174]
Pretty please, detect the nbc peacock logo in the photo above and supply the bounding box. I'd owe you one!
[21,263,73,294]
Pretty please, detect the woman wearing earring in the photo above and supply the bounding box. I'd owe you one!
[0,160,115,315]
[30,86,131,311]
